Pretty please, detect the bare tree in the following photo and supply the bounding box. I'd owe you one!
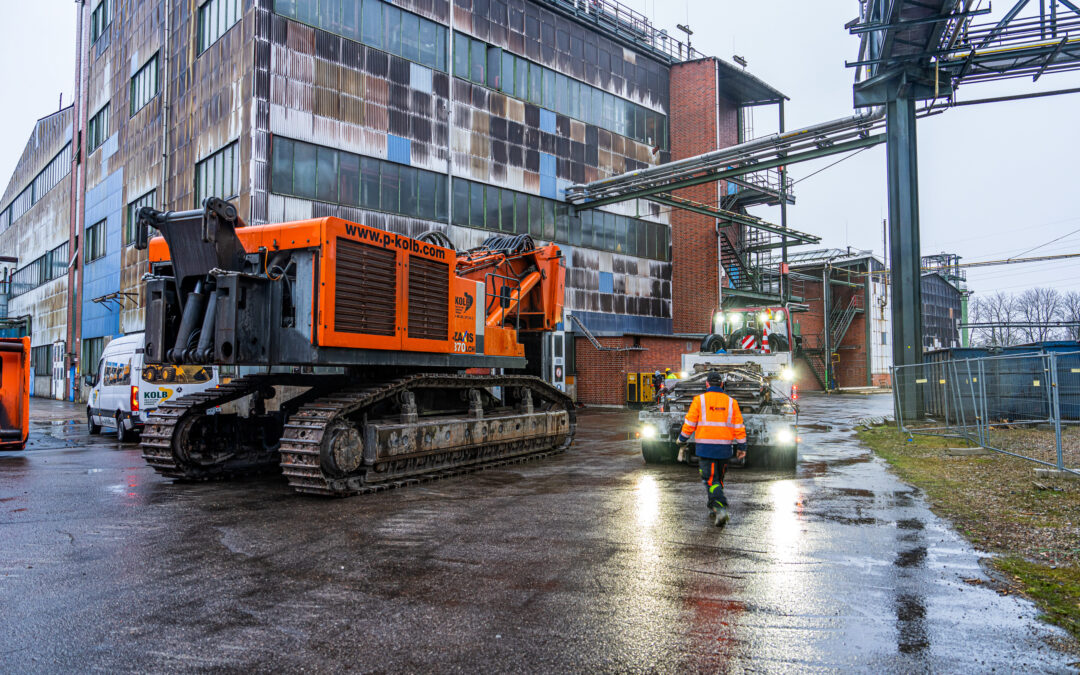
[971,292,1022,347]
[1016,288,1064,343]
[1062,291,1080,341]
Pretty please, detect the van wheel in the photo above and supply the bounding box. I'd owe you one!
[87,410,101,435]
[115,413,135,443]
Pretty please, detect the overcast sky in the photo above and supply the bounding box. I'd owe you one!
[1,1,1077,297]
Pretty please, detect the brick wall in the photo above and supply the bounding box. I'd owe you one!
[669,59,724,334]
[574,335,701,405]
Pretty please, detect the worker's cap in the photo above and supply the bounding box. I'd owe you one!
[705,371,725,385]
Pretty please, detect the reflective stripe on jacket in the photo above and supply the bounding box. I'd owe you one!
[678,390,747,459]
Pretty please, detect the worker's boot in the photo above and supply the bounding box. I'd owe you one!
[712,506,730,528]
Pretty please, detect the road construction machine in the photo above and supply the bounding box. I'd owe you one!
[638,306,799,469]
[135,199,573,495]
[0,337,30,451]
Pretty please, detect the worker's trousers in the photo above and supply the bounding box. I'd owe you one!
[698,457,729,510]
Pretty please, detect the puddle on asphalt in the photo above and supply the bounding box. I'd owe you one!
[895,545,928,568]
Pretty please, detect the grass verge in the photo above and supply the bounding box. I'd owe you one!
[857,425,1080,645]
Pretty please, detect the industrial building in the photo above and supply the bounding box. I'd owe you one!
[0,107,74,399]
[785,248,891,390]
[0,0,794,405]
[921,253,968,351]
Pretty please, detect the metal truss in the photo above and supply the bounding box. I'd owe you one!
[566,109,886,239]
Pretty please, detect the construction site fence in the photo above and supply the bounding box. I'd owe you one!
[891,350,1080,476]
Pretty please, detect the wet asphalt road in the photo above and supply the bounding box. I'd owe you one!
[1,394,1075,673]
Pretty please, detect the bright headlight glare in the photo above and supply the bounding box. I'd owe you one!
[780,367,795,381]
[774,310,785,321]
[776,428,794,444]
[758,312,769,323]
[730,314,743,326]
[679,371,688,379]
[641,424,657,439]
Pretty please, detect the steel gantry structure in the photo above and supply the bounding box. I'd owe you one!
[567,1,1080,405]
[566,109,889,302]
[849,0,1080,415]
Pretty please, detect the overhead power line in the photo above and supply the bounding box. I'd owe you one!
[871,251,1080,276]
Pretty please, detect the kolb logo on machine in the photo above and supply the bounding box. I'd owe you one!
[455,291,474,316]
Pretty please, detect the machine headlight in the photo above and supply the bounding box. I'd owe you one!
[758,312,769,323]
[730,313,743,326]
[773,310,785,321]
[776,428,794,444]
[641,424,658,439]
[678,371,688,379]
[780,367,795,381]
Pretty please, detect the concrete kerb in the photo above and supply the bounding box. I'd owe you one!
[1034,468,1080,481]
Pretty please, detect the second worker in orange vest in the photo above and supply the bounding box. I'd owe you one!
[677,371,747,528]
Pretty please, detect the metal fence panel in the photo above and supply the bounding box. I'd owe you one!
[892,351,1079,476]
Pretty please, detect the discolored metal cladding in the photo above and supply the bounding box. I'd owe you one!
[253,0,673,328]
[0,108,74,376]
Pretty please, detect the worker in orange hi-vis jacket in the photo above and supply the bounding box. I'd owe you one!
[677,371,747,528]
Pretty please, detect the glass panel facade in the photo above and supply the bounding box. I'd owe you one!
[275,0,448,72]
[453,34,667,149]
[270,137,670,261]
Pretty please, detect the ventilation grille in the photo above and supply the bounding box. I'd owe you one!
[334,238,397,336]
[408,257,449,341]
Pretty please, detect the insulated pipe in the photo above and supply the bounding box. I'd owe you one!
[170,279,207,363]
[193,287,218,363]
[567,107,885,201]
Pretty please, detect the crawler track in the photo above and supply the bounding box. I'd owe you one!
[141,376,279,479]
[141,373,575,495]
[140,374,340,480]
[279,374,575,496]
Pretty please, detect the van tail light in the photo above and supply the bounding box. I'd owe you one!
[131,385,140,413]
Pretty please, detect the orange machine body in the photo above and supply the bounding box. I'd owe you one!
[0,337,30,450]
[148,217,565,361]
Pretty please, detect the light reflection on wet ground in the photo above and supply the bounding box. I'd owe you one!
[0,393,1074,671]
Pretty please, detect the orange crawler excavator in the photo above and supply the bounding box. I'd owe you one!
[135,199,573,495]
[0,337,29,451]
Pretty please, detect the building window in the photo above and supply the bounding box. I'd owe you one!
[125,190,156,246]
[88,104,110,154]
[2,144,72,228]
[130,53,159,116]
[271,136,447,221]
[195,141,239,206]
[274,0,447,71]
[271,135,669,261]
[198,0,241,54]
[82,337,106,380]
[85,219,107,263]
[9,241,70,299]
[30,346,51,376]
[90,0,111,43]
[881,332,888,345]
[453,34,668,150]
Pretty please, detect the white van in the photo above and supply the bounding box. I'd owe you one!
[85,333,219,441]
